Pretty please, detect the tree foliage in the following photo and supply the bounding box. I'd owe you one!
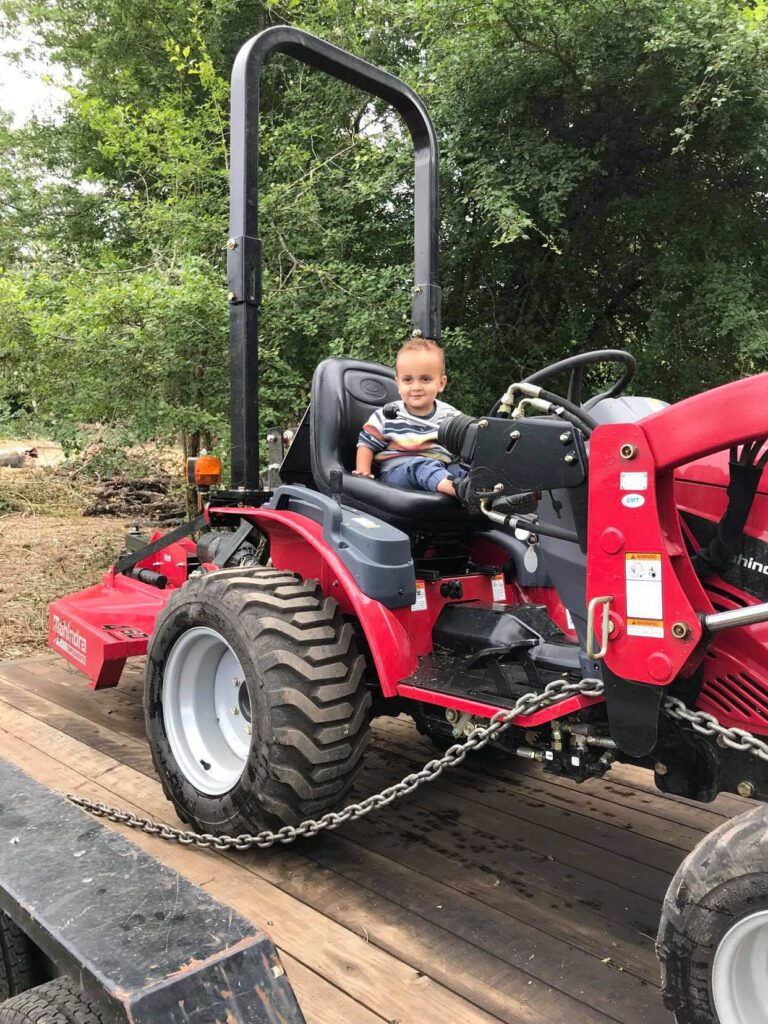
[1,0,768,457]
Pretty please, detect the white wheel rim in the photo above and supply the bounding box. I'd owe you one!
[162,626,251,796]
[712,908,768,1023]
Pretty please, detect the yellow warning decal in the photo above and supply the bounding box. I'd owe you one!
[627,617,664,639]
[411,579,428,612]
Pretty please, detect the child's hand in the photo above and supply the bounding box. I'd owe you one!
[352,470,375,478]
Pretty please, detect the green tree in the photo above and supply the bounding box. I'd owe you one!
[1,0,768,455]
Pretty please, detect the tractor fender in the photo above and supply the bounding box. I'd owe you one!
[217,504,417,696]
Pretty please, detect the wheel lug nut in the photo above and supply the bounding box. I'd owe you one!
[245,725,252,735]
[231,706,240,716]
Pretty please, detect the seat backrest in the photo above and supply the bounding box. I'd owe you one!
[310,358,398,495]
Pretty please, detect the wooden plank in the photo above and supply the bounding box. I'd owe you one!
[0,656,679,1019]
[0,679,643,1021]
[339,800,661,971]
[307,797,661,966]
[0,678,155,776]
[366,739,694,871]
[360,756,673,905]
[79,769,508,1024]
[291,834,660,1017]
[0,672,666,949]
[0,730,365,1024]
[0,703,505,1024]
[380,714,736,834]
[0,661,146,741]
[91,767,624,1024]
[278,954,389,1024]
[0,684,655,1011]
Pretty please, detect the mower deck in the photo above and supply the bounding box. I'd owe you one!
[0,652,756,1024]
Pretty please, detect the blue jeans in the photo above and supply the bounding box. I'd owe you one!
[379,458,467,493]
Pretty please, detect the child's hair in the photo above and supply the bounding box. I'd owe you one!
[396,336,445,373]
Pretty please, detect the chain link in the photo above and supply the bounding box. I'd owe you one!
[663,695,768,761]
[66,676,603,851]
[66,677,768,851]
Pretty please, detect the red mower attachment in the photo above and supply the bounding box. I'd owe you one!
[48,531,197,688]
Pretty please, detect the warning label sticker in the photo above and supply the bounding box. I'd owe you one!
[491,574,506,602]
[411,579,428,612]
[627,618,665,638]
[626,552,663,622]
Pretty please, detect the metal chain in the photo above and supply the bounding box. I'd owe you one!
[663,696,768,762]
[66,677,768,851]
[66,676,603,851]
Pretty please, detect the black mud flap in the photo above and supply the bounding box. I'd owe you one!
[602,667,668,757]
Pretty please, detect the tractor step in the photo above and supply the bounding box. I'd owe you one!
[397,649,604,727]
[404,651,546,708]
[403,639,581,707]
[396,603,588,724]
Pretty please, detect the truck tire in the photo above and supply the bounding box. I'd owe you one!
[657,802,768,1024]
[0,976,105,1022]
[0,913,36,1000]
[145,566,371,834]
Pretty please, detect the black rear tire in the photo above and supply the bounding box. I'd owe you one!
[657,802,768,1023]
[0,977,105,1023]
[0,913,36,1000]
[145,566,371,834]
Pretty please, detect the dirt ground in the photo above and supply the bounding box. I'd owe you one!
[0,441,183,660]
[0,513,128,660]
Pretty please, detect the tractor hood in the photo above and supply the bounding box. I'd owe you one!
[675,449,768,495]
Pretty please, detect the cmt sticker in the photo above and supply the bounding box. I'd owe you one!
[621,493,645,509]
[491,574,507,602]
[411,580,428,612]
[626,552,663,636]
[620,472,648,491]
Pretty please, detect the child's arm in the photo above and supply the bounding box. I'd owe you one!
[354,410,387,478]
[354,445,375,478]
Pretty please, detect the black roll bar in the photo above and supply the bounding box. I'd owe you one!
[227,26,441,489]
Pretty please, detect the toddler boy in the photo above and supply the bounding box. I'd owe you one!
[354,337,467,497]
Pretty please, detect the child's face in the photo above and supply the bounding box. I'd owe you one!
[395,350,447,416]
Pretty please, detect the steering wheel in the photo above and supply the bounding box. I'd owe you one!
[523,349,636,408]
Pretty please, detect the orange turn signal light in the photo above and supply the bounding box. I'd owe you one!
[186,455,222,488]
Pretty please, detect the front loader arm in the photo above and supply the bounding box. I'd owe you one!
[586,373,768,753]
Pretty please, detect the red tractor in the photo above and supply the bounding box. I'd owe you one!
[48,27,768,1024]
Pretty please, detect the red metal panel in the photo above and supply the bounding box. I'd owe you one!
[236,509,521,694]
[134,535,197,588]
[240,508,417,695]
[641,373,768,470]
[48,571,171,688]
[395,684,602,726]
[390,574,517,654]
[586,423,705,685]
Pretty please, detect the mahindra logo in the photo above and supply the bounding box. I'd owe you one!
[735,553,768,577]
[52,614,87,653]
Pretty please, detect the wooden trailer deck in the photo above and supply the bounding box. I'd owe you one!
[0,654,754,1024]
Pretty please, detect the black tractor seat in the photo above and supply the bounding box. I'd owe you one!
[309,357,486,535]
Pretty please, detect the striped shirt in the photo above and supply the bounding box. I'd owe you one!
[357,399,461,466]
